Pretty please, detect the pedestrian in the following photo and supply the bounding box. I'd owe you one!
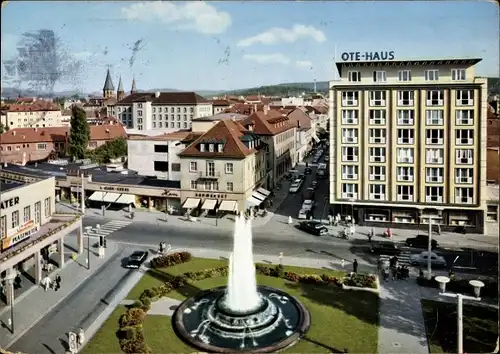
[159,242,163,254]
[341,259,345,268]
[55,274,61,291]
[383,267,390,282]
[367,229,373,244]
[352,259,358,273]
[391,266,397,281]
[41,276,51,291]
[419,268,424,278]
[14,274,21,289]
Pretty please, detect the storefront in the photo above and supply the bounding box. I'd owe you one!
[181,191,242,215]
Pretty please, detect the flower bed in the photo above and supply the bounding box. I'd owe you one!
[417,276,498,299]
[117,253,378,353]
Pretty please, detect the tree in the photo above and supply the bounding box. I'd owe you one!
[0,122,5,134]
[87,137,127,164]
[68,106,90,160]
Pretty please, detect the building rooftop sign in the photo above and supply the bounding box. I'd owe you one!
[340,51,395,62]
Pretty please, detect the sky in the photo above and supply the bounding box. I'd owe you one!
[1,1,499,94]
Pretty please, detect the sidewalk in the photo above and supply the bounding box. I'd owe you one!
[0,239,121,349]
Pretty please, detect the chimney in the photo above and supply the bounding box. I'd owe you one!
[263,105,268,116]
[34,127,37,132]
[155,91,160,98]
[12,130,16,136]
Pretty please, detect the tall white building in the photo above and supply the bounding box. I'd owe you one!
[109,91,213,134]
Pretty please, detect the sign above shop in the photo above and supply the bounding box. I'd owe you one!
[340,51,395,61]
[100,186,130,192]
[1,220,39,251]
[195,193,228,199]
[0,197,19,210]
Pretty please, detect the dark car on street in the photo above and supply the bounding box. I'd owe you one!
[298,221,328,236]
[405,235,438,250]
[370,241,402,255]
[304,167,312,175]
[311,180,318,189]
[126,250,149,269]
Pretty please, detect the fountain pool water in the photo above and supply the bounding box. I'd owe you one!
[173,214,310,353]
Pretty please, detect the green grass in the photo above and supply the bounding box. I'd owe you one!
[80,305,126,354]
[421,299,498,353]
[87,259,378,354]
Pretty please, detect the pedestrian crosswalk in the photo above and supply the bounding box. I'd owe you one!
[378,252,412,266]
[86,220,132,238]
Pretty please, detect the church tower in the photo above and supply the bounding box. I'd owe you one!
[103,68,115,99]
[131,77,137,94]
[117,76,125,101]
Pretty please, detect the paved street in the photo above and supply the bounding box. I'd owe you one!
[8,245,136,354]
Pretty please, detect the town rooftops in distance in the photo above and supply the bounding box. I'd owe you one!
[0,125,127,144]
[242,109,295,136]
[115,92,209,105]
[4,101,60,112]
[179,119,265,159]
[128,130,191,141]
[193,113,249,122]
[336,57,482,76]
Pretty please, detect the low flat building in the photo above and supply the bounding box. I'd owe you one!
[0,125,127,164]
[0,167,83,305]
[0,101,63,129]
[178,119,269,213]
[210,99,232,115]
[127,131,191,180]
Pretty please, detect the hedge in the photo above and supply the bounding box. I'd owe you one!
[117,253,378,353]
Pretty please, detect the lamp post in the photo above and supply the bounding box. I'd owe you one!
[85,226,93,270]
[80,173,85,214]
[427,218,433,280]
[440,292,481,354]
[321,197,329,224]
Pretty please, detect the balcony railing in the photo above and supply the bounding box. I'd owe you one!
[456,157,473,165]
[397,195,413,202]
[342,137,358,144]
[397,138,414,144]
[342,118,358,125]
[455,177,473,184]
[398,99,414,106]
[369,194,385,200]
[369,137,386,144]
[425,196,443,203]
[456,197,473,204]
[341,193,358,199]
[427,99,444,106]
[426,176,443,183]
[426,138,444,145]
[369,156,385,163]
[369,119,386,125]
[198,171,221,179]
[397,157,414,164]
[427,157,443,164]
[398,118,414,125]
[456,138,473,145]
[370,100,386,107]
[456,99,474,106]
[342,174,358,180]
[397,175,414,182]
[342,99,358,106]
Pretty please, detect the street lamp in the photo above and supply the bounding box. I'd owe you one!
[348,197,355,224]
[427,218,433,280]
[84,226,93,270]
[321,197,329,224]
[440,292,481,354]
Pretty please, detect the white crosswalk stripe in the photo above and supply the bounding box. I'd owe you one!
[86,220,132,238]
[378,252,412,266]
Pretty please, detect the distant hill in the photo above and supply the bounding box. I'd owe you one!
[2,78,498,99]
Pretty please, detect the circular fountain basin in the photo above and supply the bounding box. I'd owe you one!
[173,285,310,353]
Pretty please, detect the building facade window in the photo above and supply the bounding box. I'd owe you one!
[396,148,414,163]
[341,147,359,162]
[369,91,386,106]
[398,70,412,82]
[348,71,361,82]
[426,129,444,145]
[397,110,414,125]
[23,205,31,223]
[44,197,51,217]
[369,110,386,125]
[456,90,474,106]
[426,148,444,164]
[369,184,386,200]
[397,91,414,106]
[425,186,443,203]
[189,162,198,172]
[426,90,444,106]
[369,166,386,181]
[341,110,359,124]
[397,167,414,182]
[369,128,386,144]
[456,149,473,165]
[341,128,358,144]
[397,129,414,144]
[342,165,358,180]
[455,129,474,145]
[34,201,41,224]
[372,71,387,83]
[456,110,474,125]
[12,210,19,229]
[451,69,466,81]
[455,168,473,184]
[426,110,444,125]
[424,69,439,81]
[341,183,358,199]
[397,185,414,201]
[226,182,234,192]
[225,163,234,174]
[455,187,473,204]
[369,147,386,163]
[426,167,444,183]
[341,91,359,106]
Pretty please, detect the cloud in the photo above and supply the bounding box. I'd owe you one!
[296,60,313,69]
[73,51,93,59]
[121,1,231,34]
[237,24,326,47]
[243,53,290,65]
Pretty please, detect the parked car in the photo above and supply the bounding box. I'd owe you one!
[410,251,447,268]
[298,209,309,219]
[370,241,401,255]
[289,181,302,193]
[406,235,438,250]
[301,199,314,210]
[311,180,318,189]
[304,167,312,175]
[126,250,149,269]
[299,221,328,236]
[324,155,329,162]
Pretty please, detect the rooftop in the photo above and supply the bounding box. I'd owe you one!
[336,58,482,76]
[115,91,209,105]
[128,130,191,141]
[192,113,249,122]
[0,178,25,192]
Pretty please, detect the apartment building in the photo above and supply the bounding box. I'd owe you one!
[109,91,213,134]
[286,108,317,162]
[1,101,63,129]
[329,58,488,233]
[242,108,296,188]
[210,99,232,115]
[191,113,249,133]
[178,119,268,213]
[127,131,190,180]
[0,125,127,164]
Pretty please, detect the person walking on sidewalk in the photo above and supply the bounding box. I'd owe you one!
[352,259,358,273]
[55,274,62,291]
[41,276,52,291]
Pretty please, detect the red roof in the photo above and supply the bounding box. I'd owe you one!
[242,109,295,136]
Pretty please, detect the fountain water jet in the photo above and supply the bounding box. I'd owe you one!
[173,211,310,352]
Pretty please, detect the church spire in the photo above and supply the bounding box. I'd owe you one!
[117,76,125,101]
[117,76,124,92]
[131,76,137,94]
[103,68,115,98]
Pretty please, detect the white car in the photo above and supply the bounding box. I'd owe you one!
[301,200,314,210]
[298,209,309,219]
[410,252,447,268]
[289,183,301,193]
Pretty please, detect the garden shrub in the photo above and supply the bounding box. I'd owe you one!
[343,273,377,289]
[119,308,146,328]
[120,331,151,353]
[284,271,299,282]
[150,251,192,268]
[272,264,285,277]
[298,274,324,284]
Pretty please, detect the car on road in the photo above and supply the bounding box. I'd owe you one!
[126,250,149,269]
[289,180,303,193]
[304,167,312,175]
[311,180,318,189]
[406,235,438,250]
[298,221,328,236]
[317,169,327,179]
[410,251,447,268]
[301,199,314,210]
[324,155,329,162]
[370,241,402,255]
[298,209,309,219]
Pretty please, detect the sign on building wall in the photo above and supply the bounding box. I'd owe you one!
[340,51,395,61]
[1,220,39,251]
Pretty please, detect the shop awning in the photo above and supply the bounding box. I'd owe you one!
[252,191,267,202]
[201,199,217,210]
[218,200,237,212]
[312,133,320,143]
[88,191,106,202]
[115,194,136,205]
[246,196,262,207]
[102,192,121,203]
[183,198,201,209]
[257,187,271,197]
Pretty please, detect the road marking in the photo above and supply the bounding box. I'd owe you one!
[378,252,412,266]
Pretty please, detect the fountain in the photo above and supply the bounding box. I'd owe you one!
[173,214,310,352]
